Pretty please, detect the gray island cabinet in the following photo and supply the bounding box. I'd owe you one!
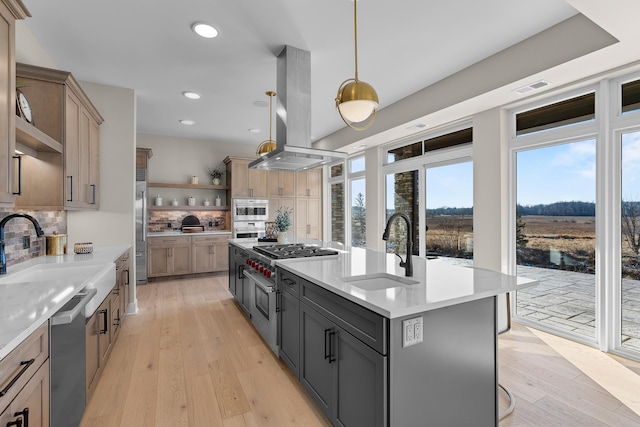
[228,240,537,427]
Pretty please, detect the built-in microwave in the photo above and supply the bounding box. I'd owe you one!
[232,199,268,222]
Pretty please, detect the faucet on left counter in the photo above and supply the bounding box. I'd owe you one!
[0,213,45,275]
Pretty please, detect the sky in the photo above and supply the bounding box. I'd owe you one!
[517,139,596,206]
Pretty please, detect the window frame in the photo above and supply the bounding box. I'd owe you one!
[508,83,602,348]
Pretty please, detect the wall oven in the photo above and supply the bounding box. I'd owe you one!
[232,199,268,222]
[233,221,266,239]
[232,199,268,239]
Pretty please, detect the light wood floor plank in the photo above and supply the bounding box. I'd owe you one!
[81,274,640,426]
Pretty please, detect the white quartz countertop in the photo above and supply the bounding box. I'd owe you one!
[229,239,537,318]
[0,245,129,360]
[148,230,231,237]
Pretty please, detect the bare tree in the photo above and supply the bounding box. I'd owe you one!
[622,200,640,258]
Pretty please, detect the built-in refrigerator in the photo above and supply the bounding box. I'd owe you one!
[135,168,148,284]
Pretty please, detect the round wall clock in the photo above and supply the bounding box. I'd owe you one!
[16,89,33,124]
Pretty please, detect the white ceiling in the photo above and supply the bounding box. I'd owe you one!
[17,1,600,148]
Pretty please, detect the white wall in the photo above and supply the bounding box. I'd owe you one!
[137,133,255,184]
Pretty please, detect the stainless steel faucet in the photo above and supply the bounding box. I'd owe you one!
[382,213,413,277]
[0,213,45,275]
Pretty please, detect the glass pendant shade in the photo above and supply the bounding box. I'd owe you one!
[336,80,379,123]
[335,0,378,130]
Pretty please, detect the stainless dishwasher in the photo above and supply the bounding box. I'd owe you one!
[50,288,97,427]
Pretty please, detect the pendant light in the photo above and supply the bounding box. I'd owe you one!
[335,0,378,131]
[256,91,277,156]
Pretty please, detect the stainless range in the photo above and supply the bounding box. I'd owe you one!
[242,243,339,354]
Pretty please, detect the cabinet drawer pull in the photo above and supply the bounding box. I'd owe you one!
[12,155,22,195]
[0,359,35,397]
[13,408,29,427]
[99,309,108,334]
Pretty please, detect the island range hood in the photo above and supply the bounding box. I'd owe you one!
[249,46,347,171]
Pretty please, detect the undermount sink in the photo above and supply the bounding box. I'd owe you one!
[342,273,419,291]
[0,263,111,285]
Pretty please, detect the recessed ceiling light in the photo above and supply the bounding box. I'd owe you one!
[180,119,195,125]
[253,100,269,108]
[355,144,367,149]
[192,22,219,39]
[183,91,201,100]
[248,128,261,133]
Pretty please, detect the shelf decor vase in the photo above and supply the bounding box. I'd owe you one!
[212,178,221,185]
[277,231,288,244]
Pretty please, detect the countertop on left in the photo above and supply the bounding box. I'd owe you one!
[0,245,130,360]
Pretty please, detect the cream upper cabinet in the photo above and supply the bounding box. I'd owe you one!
[15,63,103,210]
[225,156,268,199]
[268,170,295,197]
[296,168,322,197]
[0,1,28,206]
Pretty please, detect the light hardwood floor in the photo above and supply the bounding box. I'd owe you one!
[80,275,640,426]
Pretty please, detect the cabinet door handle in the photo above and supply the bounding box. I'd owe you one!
[90,184,97,204]
[66,176,73,202]
[328,331,336,363]
[6,418,22,427]
[14,408,29,427]
[99,309,108,334]
[324,328,331,361]
[0,359,34,397]
[12,155,22,195]
[125,269,130,285]
[210,245,214,255]
[238,264,244,280]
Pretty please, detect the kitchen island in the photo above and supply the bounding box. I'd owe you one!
[229,239,537,427]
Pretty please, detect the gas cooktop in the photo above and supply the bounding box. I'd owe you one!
[252,243,339,259]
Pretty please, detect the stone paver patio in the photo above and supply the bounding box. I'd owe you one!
[432,257,640,352]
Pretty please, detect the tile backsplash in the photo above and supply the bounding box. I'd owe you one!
[148,210,227,232]
[0,209,67,267]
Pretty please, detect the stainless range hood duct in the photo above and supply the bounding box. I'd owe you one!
[249,46,347,171]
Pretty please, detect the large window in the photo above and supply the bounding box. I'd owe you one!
[621,129,640,352]
[385,171,419,255]
[328,164,345,244]
[349,156,366,248]
[515,140,597,340]
[383,126,473,258]
[426,161,474,260]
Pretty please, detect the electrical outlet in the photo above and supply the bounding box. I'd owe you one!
[167,222,172,228]
[402,316,423,347]
[22,235,30,249]
[209,221,213,227]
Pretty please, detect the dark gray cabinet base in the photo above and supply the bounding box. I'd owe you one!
[271,264,499,427]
